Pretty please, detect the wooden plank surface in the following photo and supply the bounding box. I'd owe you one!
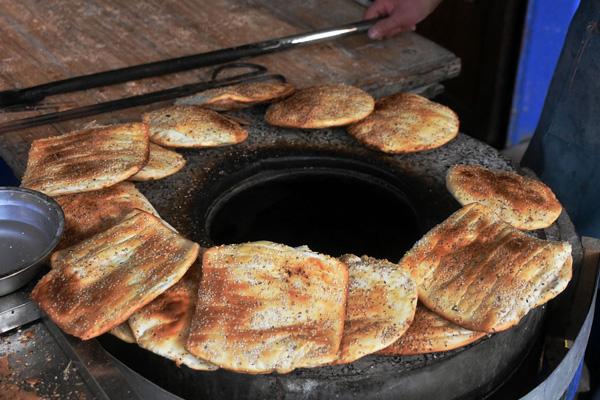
[0,0,459,178]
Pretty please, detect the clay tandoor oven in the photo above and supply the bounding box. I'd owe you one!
[98,107,583,400]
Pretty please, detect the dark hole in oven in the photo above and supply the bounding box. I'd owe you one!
[204,157,422,262]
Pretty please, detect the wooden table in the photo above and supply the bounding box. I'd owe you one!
[0,0,459,178]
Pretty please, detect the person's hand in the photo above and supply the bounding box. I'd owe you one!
[364,0,442,40]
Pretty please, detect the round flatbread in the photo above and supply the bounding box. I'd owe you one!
[336,254,417,364]
[176,81,295,111]
[129,264,217,371]
[378,305,486,356]
[130,143,186,181]
[446,164,562,230]
[346,92,459,153]
[110,323,136,344]
[143,105,247,148]
[265,84,374,129]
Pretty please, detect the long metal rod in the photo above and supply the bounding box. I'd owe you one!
[0,68,282,134]
[44,317,142,400]
[0,19,376,107]
[0,290,41,334]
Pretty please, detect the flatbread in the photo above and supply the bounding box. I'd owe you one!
[110,323,137,344]
[265,84,374,129]
[186,241,348,374]
[176,81,295,111]
[31,211,199,340]
[400,203,572,332]
[446,164,562,230]
[378,305,486,356]
[534,255,573,307]
[55,182,159,249]
[143,105,247,148]
[55,185,162,341]
[336,254,417,364]
[130,143,186,181]
[129,263,217,371]
[346,92,459,153]
[53,191,175,343]
[21,123,149,196]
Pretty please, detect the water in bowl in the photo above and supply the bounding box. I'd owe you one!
[0,219,50,273]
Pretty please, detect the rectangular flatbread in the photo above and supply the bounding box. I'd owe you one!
[129,263,217,371]
[55,182,159,249]
[400,203,572,332]
[186,241,348,374]
[21,123,149,196]
[336,254,416,364]
[378,305,486,356]
[31,211,199,340]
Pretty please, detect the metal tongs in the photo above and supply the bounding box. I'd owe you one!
[0,19,377,134]
[0,63,283,134]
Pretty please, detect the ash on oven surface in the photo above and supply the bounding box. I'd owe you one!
[112,106,569,400]
[135,107,513,241]
[0,323,90,399]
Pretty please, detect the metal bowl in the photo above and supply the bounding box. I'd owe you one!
[0,187,64,296]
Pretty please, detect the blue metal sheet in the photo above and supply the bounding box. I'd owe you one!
[507,0,579,146]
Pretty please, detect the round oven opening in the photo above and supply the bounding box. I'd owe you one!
[205,159,422,262]
[100,154,556,400]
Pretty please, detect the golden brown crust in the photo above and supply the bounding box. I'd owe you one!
[143,105,247,148]
[21,123,149,196]
[55,182,159,249]
[377,305,486,356]
[31,211,199,340]
[56,184,169,343]
[400,203,572,333]
[335,254,417,364]
[346,92,459,153]
[186,241,348,374]
[265,85,374,129]
[130,143,186,181]
[129,263,217,370]
[176,81,296,111]
[446,164,563,230]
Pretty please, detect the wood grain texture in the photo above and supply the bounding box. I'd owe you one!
[0,0,458,177]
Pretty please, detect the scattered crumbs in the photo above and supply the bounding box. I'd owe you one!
[0,355,10,376]
[62,361,73,381]
[19,331,35,345]
[25,378,40,387]
[0,383,43,400]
